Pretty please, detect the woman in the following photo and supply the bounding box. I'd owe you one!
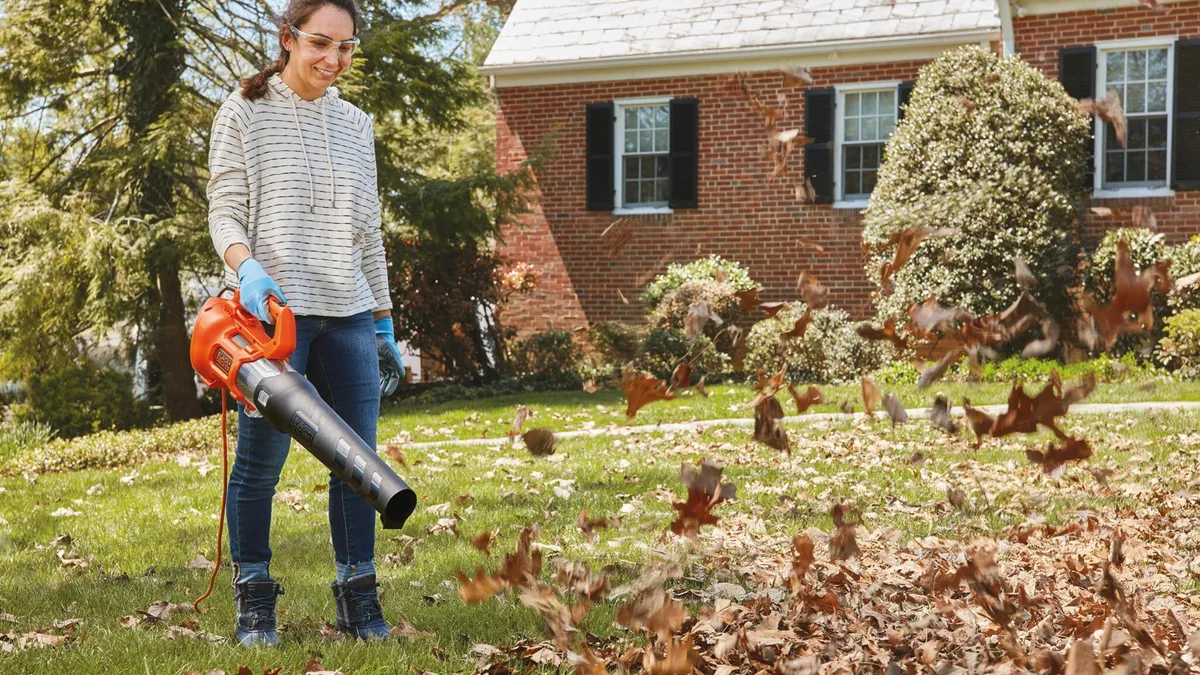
[206,0,407,646]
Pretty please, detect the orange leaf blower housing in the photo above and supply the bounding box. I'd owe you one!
[190,290,415,529]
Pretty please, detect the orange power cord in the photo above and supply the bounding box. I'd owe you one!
[193,388,230,611]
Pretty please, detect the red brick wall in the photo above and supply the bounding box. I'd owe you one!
[1013,0,1200,244]
[495,2,1200,338]
[495,61,928,336]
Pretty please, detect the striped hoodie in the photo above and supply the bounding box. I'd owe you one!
[207,72,392,317]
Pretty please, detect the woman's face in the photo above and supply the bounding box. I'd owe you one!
[281,5,356,94]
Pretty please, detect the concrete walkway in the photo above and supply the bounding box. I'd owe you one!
[395,400,1200,450]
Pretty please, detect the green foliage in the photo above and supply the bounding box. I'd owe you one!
[6,413,224,476]
[743,304,888,384]
[0,418,53,465]
[10,361,157,439]
[633,329,730,380]
[651,280,746,354]
[587,321,647,365]
[1168,235,1200,312]
[1084,228,1170,303]
[862,46,1089,328]
[972,353,1155,383]
[640,256,756,311]
[1084,228,1173,354]
[1158,309,1200,378]
[508,330,583,385]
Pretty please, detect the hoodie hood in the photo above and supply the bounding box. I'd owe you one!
[268,72,339,213]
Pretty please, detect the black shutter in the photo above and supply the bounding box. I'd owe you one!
[897,81,915,121]
[1059,46,1097,191]
[586,102,614,211]
[1172,39,1200,191]
[803,87,835,205]
[668,97,699,209]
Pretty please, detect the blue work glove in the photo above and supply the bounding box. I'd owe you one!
[374,316,406,397]
[237,258,286,324]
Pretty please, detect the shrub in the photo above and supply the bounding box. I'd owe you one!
[1158,309,1200,378]
[862,46,1089,329]
[640,255,756,311]
[6,414,230,475]
[11,361,155,439]
[0,418,53,465]
[1083,228,1172,354]
[587,321,647,365]
[633,328,730,380]
[651,280,747,354]
[1168,235,1200,312]
[973,353,1155,383]
[743,303,888,383]
[508,330,583,385]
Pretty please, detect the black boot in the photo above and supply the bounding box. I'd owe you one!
[233,579,284,646]
[331,572,391,640]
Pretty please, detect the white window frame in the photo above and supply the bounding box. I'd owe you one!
[1092,36,1176,199]
[612,96,674,215]
[832,80,901,210]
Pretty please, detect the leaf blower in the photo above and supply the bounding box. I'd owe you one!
[187,288,416,608]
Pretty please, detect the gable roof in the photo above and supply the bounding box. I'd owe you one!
[482,0,1001,77]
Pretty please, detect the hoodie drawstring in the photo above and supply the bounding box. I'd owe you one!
[289,97,316,213]
[321,98,335,208]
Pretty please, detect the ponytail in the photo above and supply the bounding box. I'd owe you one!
[239,50,289,102]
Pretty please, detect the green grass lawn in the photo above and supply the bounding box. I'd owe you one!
[379,376,1200,444]
[3,401,1200,673]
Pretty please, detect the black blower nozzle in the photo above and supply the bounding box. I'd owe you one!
[235,353,416,529]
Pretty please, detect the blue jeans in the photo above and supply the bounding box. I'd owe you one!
[226,309,380,577]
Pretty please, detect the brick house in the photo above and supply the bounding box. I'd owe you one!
[480,0,1200,339]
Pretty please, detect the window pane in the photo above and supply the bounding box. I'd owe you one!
[879,89,895,112]
[1105,152,1124,183]
[863,170,878,194]
[846,93,860,117]
[654,129,668,152]
[639,130,652,151]
[863,116,878,140]
[845,118,859,142]
[1148,150,1167,181]
[863,92,877,115]
[1148,117,1168,148]
[845,171,861,195]
[845,145,861,169]
[1147,81,1167,113]
[863,144,880,169]
[1148,48,1168,79]
[1129,50,1146,80]
[1126,83,1145,114]
[640,155,656,177]
[637,107,651,128]
[1127,151,1146,182]
[1106,123,1122,150]
[655,178,669,202]
[1106,52,1125,83]
[1128,118,1146,150]
[624,156,640,180]
[625,131,637,153]
[654,105,668,126]
[625,108,638,128]
[882,117,895,137]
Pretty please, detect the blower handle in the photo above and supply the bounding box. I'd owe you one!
[230,291,296,360]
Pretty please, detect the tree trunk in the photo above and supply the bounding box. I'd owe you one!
[154,245,201,420]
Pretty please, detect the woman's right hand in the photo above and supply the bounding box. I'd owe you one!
[237,258,287,324]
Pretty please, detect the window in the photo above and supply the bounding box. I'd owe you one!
[1096,40,1174,194]
[832,83,901,206]
[615,99,671,211]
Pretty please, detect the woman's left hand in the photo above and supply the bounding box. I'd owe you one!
[374,317,406,397]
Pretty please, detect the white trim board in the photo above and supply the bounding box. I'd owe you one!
[1012,0,1187,17]
[486,30,999,88]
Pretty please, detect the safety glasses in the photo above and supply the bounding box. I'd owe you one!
[288,24,359,59]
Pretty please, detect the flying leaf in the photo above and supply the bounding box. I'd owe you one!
[787,383,823,414]
[882,393,907,426]
[670,460,737,539]
[753,395,790,453]
[522,428,556,457]
[930,394,959,435]
[621,368,675,417]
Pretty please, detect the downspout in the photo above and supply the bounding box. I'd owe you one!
[996,0,1016,56]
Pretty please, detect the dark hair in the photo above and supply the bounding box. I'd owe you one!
[239,0,361,101]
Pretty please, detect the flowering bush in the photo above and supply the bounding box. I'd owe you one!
[743,303,888,383]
